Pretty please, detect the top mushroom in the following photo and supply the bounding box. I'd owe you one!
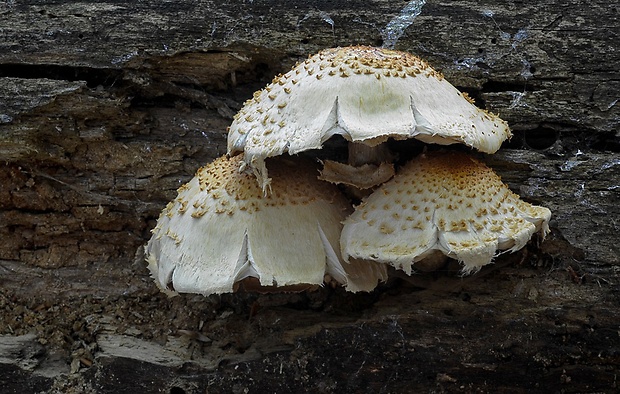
[227,46,511,190]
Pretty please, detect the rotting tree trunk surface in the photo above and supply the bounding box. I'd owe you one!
[1,1,619,393]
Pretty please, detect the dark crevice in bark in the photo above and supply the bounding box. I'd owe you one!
[0,64,123,88]
[481,80,538,93]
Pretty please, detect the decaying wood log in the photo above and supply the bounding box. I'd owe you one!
[1,1,618,393]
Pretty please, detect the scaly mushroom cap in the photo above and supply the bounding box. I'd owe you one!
[227,46,511,189]
[146,155,386,296]
[341,151,551,274]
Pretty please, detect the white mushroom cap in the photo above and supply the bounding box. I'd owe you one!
[227,46,511,189]
[145,155,386,295]
[341,151,551,275]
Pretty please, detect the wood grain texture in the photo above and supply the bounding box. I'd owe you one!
[0,1,618,392]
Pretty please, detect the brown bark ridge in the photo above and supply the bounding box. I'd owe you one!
[1,1,618,393]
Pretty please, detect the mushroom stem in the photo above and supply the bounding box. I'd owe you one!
[319,142,396,194]
[347,142,393,166]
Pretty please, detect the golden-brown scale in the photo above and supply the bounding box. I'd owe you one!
[164,155,340,217]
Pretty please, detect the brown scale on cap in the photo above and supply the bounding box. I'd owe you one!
[341,151,551,275]
[312,45,436,79]
[161,156,340,217]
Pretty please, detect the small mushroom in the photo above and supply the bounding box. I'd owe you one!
[341,151,551,274]
[227,46,511,190]
[146,155,386,296]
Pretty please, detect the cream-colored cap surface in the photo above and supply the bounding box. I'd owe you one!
[341,151,551,274]
[146,155,386,295]
[227,46,511,189]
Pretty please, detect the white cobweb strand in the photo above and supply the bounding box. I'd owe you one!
[381,0,427,49]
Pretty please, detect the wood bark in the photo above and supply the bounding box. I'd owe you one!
[0,1,618,393]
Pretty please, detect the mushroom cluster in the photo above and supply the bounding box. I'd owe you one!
[146,46,551,296]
